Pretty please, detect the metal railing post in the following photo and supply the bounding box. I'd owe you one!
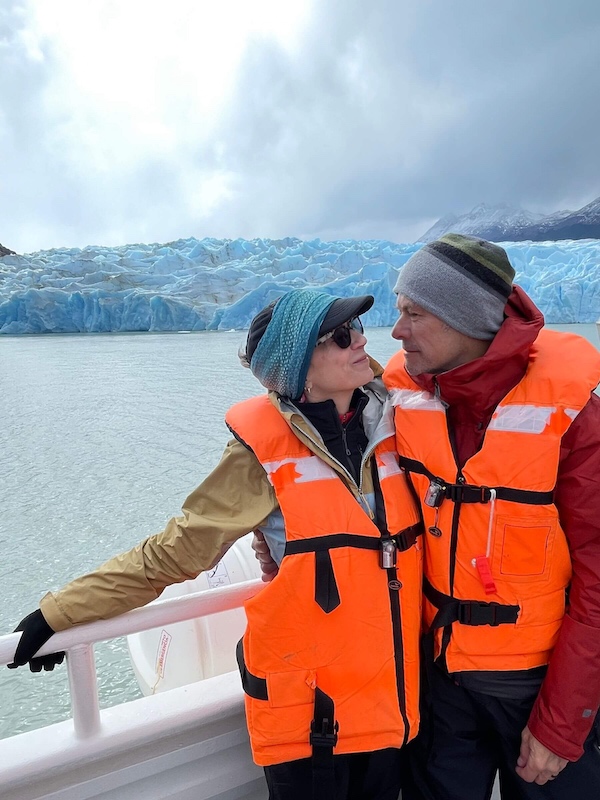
[67,644,102,738]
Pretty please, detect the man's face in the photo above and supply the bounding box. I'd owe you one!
[391,295,486,376]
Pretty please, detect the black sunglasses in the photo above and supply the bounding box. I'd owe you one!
[316,317,364,349]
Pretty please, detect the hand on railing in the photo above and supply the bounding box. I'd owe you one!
[7,610,65,672]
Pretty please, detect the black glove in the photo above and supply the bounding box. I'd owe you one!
[7,609,65,672]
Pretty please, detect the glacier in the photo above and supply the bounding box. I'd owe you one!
[0,237,599,334]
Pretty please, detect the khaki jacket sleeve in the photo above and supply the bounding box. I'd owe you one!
[40,438,277,632]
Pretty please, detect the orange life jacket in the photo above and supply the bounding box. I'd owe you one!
[226,394,423,767]
[383,329,600,673]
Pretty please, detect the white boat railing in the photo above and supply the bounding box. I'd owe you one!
[0,578,263,739]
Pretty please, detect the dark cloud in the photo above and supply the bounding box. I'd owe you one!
[2,0,599,251]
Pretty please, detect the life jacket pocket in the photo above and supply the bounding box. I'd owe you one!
[267,668,316,708]
[245,668,317,753]
[491,515,556,581]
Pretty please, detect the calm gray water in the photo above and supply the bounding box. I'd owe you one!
[1,324,598,740]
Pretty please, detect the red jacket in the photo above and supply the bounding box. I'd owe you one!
[410,285,600,761]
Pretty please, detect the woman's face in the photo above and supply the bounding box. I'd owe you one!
[304,320,374,403]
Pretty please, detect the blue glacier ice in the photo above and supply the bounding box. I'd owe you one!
[0,237,599,334]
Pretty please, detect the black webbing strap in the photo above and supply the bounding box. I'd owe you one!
[396,521,424,552]
[315,550,341,613]
[285,533,381,555]
[235,639,268,700]
[424,578,520,629]
[285,528,422,557]
[287,529,423,613]
[398,457,554,506]
[398,456,437,482]
[444,484,554,505]
[310,687,339,800]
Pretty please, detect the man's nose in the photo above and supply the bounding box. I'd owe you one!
[391,317,407,340]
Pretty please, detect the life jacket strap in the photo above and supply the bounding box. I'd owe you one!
[236,639,268,700]
[284,526,423,558]
[395,521,423,551]
[310,687,339,800]
[424,578,520,629]
[315,550,341,613]
[286,527,423,612]
[398,457,554,506]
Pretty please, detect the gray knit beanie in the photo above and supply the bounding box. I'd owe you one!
[394,233,516,340]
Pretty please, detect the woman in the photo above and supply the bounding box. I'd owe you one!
[10,289,423,800]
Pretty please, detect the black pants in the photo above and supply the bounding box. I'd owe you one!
[264,748,404,800]
[402,657,600,800]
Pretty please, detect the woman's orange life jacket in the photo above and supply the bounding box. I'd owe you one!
[226,394,423,767]
[384,329,600,673]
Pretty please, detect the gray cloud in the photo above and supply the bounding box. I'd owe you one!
[211,0,600,240]
[1,0,599,252]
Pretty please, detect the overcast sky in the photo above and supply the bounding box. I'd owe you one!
[2,0,599,253]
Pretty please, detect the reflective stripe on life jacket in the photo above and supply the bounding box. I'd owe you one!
[226,394,423,767]
[384,329,600,673]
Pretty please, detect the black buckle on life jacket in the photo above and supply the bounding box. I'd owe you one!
[399,457,554,507]
[458,600,509,627]
[424,578,520,630]
[445,484,491,504]
[381,523,424,569]
[445,483,554,506]
[395,522,424,553]
[310,717,339,749]
[310,687,339,748]
[310,688,339,800]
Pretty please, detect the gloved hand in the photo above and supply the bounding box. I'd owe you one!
[7,609,65,672]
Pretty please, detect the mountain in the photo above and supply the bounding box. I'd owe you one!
[418,197,600,243]
[0,242,15,257]
[545,197,600,241]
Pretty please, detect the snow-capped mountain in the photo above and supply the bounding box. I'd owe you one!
[418,197,600,243]
[0,242,14,257]
[548,197,600,240]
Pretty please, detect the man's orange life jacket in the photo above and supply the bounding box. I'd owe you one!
[226,394,423,767]
[384,329,600,673]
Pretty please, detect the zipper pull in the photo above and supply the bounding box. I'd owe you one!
[359,490,375,519]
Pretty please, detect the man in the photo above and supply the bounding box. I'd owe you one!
[384,234,600,799]
[254,234,600,799]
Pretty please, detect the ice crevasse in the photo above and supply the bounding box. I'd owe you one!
[0,237,598,334]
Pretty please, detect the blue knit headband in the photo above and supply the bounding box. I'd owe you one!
[250,289,335,398]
